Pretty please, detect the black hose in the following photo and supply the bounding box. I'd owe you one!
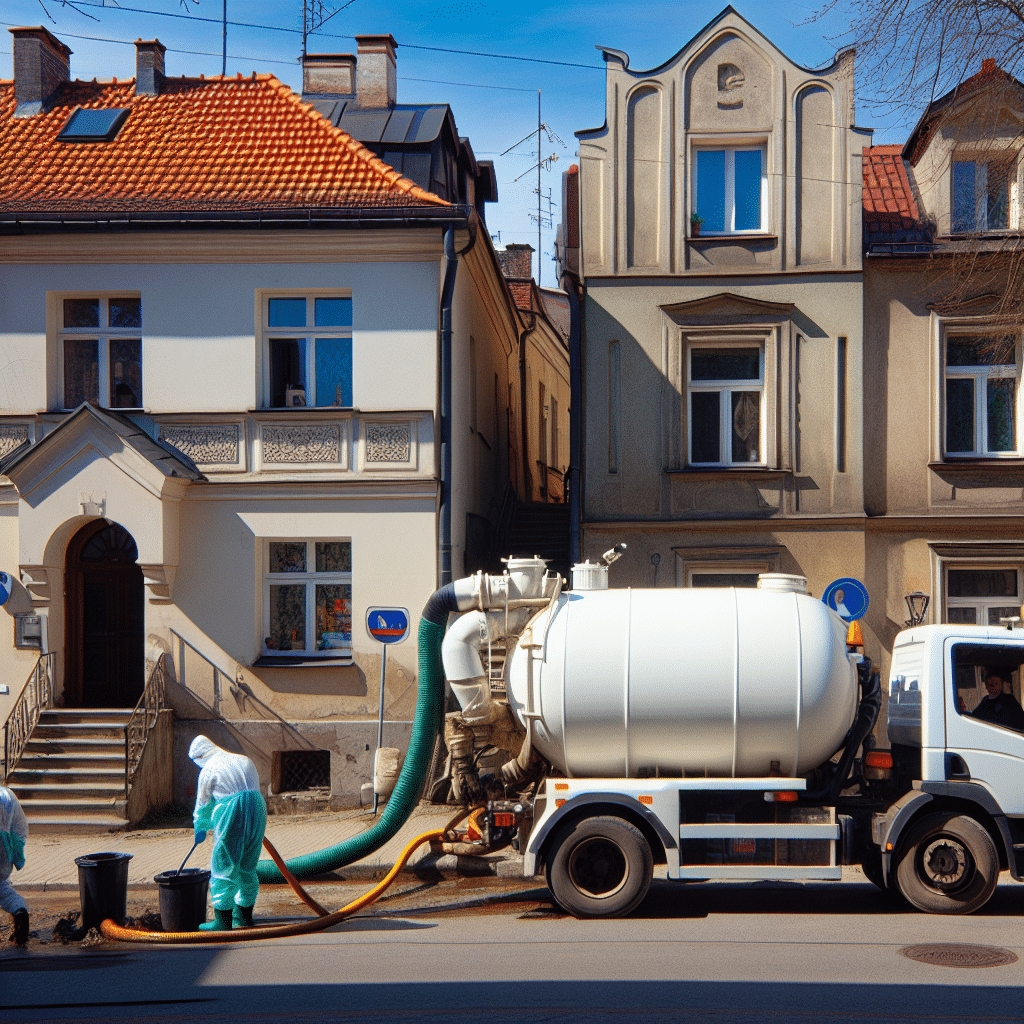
[803,660,881,803]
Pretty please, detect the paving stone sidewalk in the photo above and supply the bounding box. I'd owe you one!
[17,804,523,891]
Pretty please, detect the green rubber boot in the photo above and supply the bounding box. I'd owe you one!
[232,905,255,929]
[198,909,233,932]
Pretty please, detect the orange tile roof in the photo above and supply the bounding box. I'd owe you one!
[862,144,930,246]
[0,73,452,214]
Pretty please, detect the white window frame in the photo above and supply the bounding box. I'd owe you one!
[260,291,353,409]
[690,139,770,236]
[951,154,1019,233]
[942,327,1022,458]
[57,293,143,410]
[674,546,782,588]
[685,337,767,468]
[945,564,1023,626]
[262,539,353,661]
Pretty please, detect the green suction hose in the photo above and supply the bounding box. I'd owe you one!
[256,615,449,882]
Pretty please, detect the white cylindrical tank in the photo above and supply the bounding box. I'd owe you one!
[505,586,858,779]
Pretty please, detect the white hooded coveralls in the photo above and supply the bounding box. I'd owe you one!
[0,785,28,915]
[189,736,266,911]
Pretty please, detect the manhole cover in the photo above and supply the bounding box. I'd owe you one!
[900,943,1018,969]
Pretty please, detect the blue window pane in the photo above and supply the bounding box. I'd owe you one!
[946,378,974,452]
[691,391,720,463]
[952,162,976,232]
[268,297,307,327]
[315,337,352,407]
[987,377,1016,451]
[695,150,725,232]
[734,150,762,231]
[315,297,352,327]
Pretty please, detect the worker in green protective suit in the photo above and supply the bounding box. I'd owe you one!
[189,736,267,931]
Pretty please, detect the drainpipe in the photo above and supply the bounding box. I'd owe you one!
[563,271,583,564]
[439,226,458,587]
[519,308,538,504]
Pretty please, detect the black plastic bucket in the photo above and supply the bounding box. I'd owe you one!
[154,868,211,932]
[74,851,133,931]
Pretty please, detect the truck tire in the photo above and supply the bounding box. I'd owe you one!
[546,815,653,919]
[860,848,890,892]
[893,812,999,915]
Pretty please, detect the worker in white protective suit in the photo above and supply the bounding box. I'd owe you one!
[189,736,267,931]
[0,785,29,946]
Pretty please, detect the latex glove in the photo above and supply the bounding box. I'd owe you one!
[194,829,208,844]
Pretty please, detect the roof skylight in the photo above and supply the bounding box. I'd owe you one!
[58,107,130,143]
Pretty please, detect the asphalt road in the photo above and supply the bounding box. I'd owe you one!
[3,875,1024,1023]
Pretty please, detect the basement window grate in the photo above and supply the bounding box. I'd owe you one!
[277,749,331,792]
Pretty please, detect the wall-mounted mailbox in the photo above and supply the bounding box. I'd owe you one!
[15,614,42,649]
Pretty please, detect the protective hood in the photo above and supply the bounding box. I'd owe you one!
[189,735,219,766]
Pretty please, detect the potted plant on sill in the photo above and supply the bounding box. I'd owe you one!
[691,212,704,237]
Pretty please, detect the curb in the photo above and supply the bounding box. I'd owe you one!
[17,851,526,891]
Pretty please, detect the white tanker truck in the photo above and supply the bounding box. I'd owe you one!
[426,550,1024,917]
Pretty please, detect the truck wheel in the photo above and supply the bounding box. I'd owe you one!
[894,812,999,915]
[546,815,653,919]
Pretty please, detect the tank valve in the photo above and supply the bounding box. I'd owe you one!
[601,543,627,567]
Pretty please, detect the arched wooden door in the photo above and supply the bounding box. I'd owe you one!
[64,520,145,708]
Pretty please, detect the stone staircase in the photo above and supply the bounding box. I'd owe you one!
[6,709,131,833]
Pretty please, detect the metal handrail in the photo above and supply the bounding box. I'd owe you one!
[124,653,167,796]
[3,652,55,781]
[169,628,234,718]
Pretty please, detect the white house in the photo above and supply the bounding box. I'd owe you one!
[0,27,554,823]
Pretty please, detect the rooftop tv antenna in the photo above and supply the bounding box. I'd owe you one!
[501,92,567,287]
[302,0,355,59]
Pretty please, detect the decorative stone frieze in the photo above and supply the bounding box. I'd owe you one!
[262,424,341,463]
[0,425,30,459]
[365,422,411,462]
[159,424,239,465]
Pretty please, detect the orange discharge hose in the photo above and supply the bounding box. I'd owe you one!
[100,827,444,944]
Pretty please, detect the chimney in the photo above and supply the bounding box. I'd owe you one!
[301,53,356,98]
[498,243,534,282]
[355,34,397,109]
[135,38,165,96]
[9,26,71,117]
[981,57,997,74]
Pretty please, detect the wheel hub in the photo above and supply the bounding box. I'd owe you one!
[568,837,629,899]
[921,837,969,889]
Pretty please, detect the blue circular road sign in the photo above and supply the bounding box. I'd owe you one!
[366,607,410,645]
[822,577,869,622]
[0,571,11,607]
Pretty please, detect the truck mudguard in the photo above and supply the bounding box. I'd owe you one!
[524,792,677,876]
[878,790,933,885]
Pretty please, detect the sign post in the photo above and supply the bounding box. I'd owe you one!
[365,607,410,814]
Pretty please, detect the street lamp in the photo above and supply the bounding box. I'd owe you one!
[905,591,930,627]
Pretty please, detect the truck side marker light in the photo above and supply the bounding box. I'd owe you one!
[639,795,653,805]
[492,812,515,828]
[886,842,893,851]
[771,791,798,802]
[555,782,569,791]
[864,751,893,769]
[556,799,566,808]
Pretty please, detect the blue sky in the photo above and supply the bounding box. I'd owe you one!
[3,1,895,286]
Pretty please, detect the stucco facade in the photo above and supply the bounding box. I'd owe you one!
[563,8,869,623]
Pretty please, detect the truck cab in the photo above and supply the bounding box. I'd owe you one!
[883,623,1024,908]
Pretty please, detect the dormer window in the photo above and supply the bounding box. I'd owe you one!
[952,156,1015,232]
[58,107,130,143]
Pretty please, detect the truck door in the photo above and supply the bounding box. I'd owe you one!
[944,638,1024,815]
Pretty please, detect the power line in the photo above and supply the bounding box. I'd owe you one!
[47,1,606,70]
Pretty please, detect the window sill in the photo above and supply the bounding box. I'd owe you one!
[689,233,777,243]
[254,655,353,668]
[666,467,787,481]
[930,459,1024,471]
